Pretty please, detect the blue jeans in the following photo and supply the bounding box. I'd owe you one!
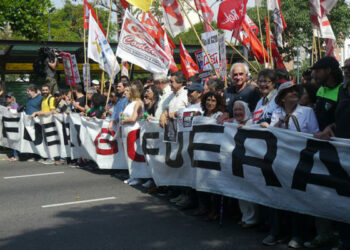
[13,150,19,159]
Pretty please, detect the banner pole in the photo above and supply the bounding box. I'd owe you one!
[267,10,274,69]
[318,36,322,59]
[182,0,258,73]
[100,0,113,94]
[177,0,220,78]
[84,14,89,106]
[256,3,266,67]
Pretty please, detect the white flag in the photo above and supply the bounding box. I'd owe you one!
[116,10,170,75]
[88,11,120,79]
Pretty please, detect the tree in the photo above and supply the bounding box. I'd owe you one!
[246,0,350,61]
[0,0,52,40]
[45,0,118,42]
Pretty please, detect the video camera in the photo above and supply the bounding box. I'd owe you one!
[33,47,62,77]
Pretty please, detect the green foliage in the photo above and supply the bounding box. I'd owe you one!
[247,0,350,61]
[45,0,117,42]
[0,0,52,40]
[174,22,218,45]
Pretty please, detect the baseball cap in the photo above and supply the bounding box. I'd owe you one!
[311,56,340,70]
[92,79,100,85]
[5,92,14,98]
[185,83,204,92]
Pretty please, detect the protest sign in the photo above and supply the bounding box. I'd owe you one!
[201,30,220,72]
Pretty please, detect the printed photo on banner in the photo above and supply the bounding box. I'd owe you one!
[163,118,177,143]
[177,108,198,132]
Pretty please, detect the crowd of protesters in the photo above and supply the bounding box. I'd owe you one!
[1,56,350,249]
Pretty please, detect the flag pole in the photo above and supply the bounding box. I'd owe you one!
[318,37,322,59]
[84,10,89,106]
[267,9,274,68]
[256,3,266,67]
[101,0,113,94]
[177,0,220,78]
[182,0,258,73]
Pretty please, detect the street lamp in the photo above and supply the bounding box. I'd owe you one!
[48,7,56,41]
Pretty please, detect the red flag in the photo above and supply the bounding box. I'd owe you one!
[325,38,335,57]
[179,38,198,79]
[83,0,106,36]
[217,0,248,31]
[120,0,129,9]
[245,15,259,36]
[141,12,176,52]
[194,0,214,32]
[162,0,186,38]
[164,32,178,72]
[265,16,286,69]
[234,16,269,64]
[267,0,287,47]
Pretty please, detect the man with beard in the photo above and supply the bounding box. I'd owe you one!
[315,58,350,250]
[306,56,343,248]
[30,85,55,118]
[108,81,129,131]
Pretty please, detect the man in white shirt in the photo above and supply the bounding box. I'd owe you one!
[154,74,174,119]
[159,71,188,127]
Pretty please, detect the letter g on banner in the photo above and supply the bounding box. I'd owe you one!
[127,129,145,162]
[94,128,118,155]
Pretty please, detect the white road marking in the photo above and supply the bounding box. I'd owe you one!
[4,171,65,179]
[41,197,117,208]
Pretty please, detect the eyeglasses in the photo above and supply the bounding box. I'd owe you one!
[342,66,350,71]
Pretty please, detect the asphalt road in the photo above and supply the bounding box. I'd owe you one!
[0,154,291,250]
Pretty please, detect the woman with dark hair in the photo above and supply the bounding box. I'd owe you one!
[254,69,278,126]
[142,85,159,118]
[263,82,319,248]
[193,91,224,220]
[299,84,319,109]
[86,93,106,119]
[201,91,225,119]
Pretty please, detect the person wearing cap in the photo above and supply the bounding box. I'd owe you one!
[53,90,69,113]
[263,82,319,248]
[312,56,343,131]
[5,92,18,110]
[314,57,350,250]
[159,71,188,127]
[185,82,204,112]
[92,79,101,93]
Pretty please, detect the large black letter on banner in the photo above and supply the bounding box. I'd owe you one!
[165,132,184,168]
[73,124,82,146]
[188,124,224,171]
[43,122,60,146]
[292,139,350,197]
[23,123,43,145]
[61,122,70,146]
[232,129,281,187]
[2,117,20,138]
[142,132,159,155]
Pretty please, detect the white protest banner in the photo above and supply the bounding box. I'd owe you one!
[141,116,350,224]
[116,10,170,75]
[218,34,227,79]
[121,121,151,178]
[3,106,350,224]
[0,106,21,150]
[201,30,220,71]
